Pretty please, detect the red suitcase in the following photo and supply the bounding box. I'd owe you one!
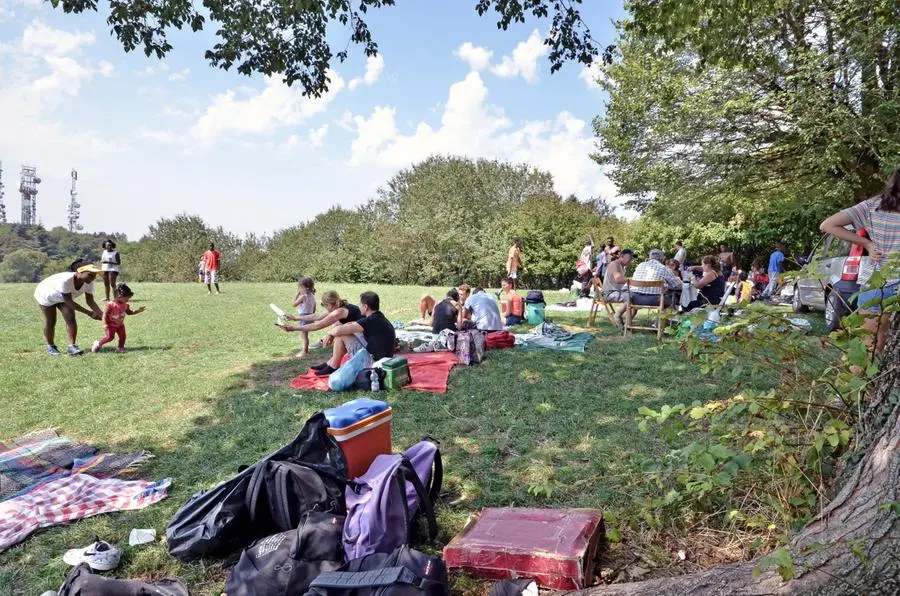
[443,507,604,590]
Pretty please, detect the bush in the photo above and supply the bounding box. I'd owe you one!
[0,249,48,282]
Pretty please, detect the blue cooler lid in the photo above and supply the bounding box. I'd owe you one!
[324,398,390,430]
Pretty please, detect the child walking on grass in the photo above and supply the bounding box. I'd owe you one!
[91,283,146,353]
[289,277,316,357]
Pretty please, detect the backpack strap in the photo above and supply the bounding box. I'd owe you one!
[245,460,269,525]
[272,463,296,531]
[428,447,443,506]
[310,567,424,590]
[400,461,438,541]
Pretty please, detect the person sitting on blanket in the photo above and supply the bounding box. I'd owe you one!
[418,284,470,326]
[499,277,525,326]
[432,288,460,333]
[630,248,682,309]
[460,287,502,331]
[277,290,364,369]
[602,248,635,328]
[318,291,396,376]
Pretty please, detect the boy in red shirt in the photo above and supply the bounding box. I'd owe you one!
[203,242,221,294]
[91,283,146,353]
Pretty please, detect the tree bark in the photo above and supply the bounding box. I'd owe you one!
[579,315,899,596]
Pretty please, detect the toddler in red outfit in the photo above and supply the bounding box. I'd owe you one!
[91,283,146,353]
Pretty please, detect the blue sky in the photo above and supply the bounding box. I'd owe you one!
[0,0,626,239]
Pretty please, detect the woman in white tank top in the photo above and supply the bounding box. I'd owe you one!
[100,239,121,301]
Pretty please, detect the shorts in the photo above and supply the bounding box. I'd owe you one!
[604,290,629,303]
[505,314,525,326]
[204,270,219,284]
[508,270,518,280]
[342,332,368,358]
[857,282,898,313]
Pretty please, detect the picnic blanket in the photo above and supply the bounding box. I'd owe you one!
[0,474,170,551]
[290,352,458,394]
[514,332,594,353]
[1,429,151,502]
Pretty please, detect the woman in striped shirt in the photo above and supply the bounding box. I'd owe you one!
[820,168,900,354]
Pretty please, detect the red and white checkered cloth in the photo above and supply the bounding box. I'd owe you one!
[0,473,170,551]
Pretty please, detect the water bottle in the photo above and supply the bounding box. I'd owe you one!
[370,369,380,392]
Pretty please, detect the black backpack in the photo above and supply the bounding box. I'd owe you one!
[247,460,347,532]
[225,511,346,596]
[166,413,347,561]
[59,563,188,596]
[305,546,449,596]
[524,291,545,304]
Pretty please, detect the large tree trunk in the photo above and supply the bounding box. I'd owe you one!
[580,315,899,595]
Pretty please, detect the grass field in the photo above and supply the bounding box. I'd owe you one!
[0,282,801,594]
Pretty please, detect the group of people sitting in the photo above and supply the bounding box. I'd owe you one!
[417,278,525,334]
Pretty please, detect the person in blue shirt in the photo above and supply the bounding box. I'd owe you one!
[763,242,786,298]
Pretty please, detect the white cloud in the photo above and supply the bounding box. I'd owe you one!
[97,60,115,77]
[308,124,329,148]
[162,105,189,118]
[189,71,345,144]
[348,54,384,91]
[579,61,606,90]
[454,42,493,72]
[168,68,190,82]
[348,71,618,204]
[490,29,548,83]
[136,62,170,77]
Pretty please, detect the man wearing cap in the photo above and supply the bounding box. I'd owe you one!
[33,263,104,356]
[602,249,636,327]
[630,249,682,308]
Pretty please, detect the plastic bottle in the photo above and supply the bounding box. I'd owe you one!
[370,369,380,392]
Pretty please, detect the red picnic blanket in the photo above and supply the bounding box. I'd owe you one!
[290,352,458,394]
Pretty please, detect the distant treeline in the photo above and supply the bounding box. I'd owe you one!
[0,155,815,287]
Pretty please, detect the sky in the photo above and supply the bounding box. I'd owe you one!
[0,0,626,240]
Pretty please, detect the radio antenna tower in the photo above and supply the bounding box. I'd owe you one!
[19,165,41,226]
[0,161,6,224]
[67,169,82,232]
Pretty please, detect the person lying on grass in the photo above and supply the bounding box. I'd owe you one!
[33,262,103,356]
[276,290,364,363]
[314,291,395,376]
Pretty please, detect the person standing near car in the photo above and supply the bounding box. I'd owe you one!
[762,242,786,299]
[821,168,900,355]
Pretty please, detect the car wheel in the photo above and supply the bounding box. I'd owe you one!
[824,292,848,333]
[792,285,808,313]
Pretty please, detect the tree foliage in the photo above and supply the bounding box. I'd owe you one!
[595,0,900,263]
[50,0,602,96]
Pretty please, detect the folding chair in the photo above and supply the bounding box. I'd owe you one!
[587,278,617,328]
[623,278,667,340]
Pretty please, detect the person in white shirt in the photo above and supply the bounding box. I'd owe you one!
[674,241,687,266]
[630,249,682,308]
[33,263,104,356]
[461,288,502,331]
[100,239,121,301]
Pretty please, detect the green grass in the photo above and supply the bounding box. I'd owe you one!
[0,282,796,594]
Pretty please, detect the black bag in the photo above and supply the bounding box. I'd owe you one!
[353,368,386,391]
[166,413,347,561]
[225,511,346,596]
[247,460,347,532]
[305,546,449,596]
[524,291,545,304]
[59,563,189,596]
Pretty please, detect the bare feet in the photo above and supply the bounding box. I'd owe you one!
[296,349,309,358]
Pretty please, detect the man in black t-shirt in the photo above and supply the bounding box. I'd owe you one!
[431,288,459,333]
[324,291,395,372]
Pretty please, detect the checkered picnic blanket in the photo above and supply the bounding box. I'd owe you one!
[0,474,171,551]
[1,429,151,502]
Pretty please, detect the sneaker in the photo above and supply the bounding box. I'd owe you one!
[91,340,101,353]
[63,537,122,571]
[47,344,61,356]
[310,361,331,371]
[67,345,84,356]
[314,365,336,377]
[115,347,128,353]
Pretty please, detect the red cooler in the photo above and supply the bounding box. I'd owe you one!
[325,398,392,478]
[443,507,605,590]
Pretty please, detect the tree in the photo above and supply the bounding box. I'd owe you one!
[0,249,48,282]
[50,0,604,97]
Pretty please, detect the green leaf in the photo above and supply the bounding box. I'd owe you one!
[689,406,707,419]
[847,338,869,367]
[606,528,621,543]
[697,452,716,471]
[827,433,840,448]
[713,472,732,486]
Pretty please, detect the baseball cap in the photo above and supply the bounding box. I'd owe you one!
[76,264,103,275]
[648,248,666,261]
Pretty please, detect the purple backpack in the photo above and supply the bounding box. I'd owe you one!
[343,440,442,561]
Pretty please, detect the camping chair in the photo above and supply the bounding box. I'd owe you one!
[587,278,617,328]
[623,279,668,341]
